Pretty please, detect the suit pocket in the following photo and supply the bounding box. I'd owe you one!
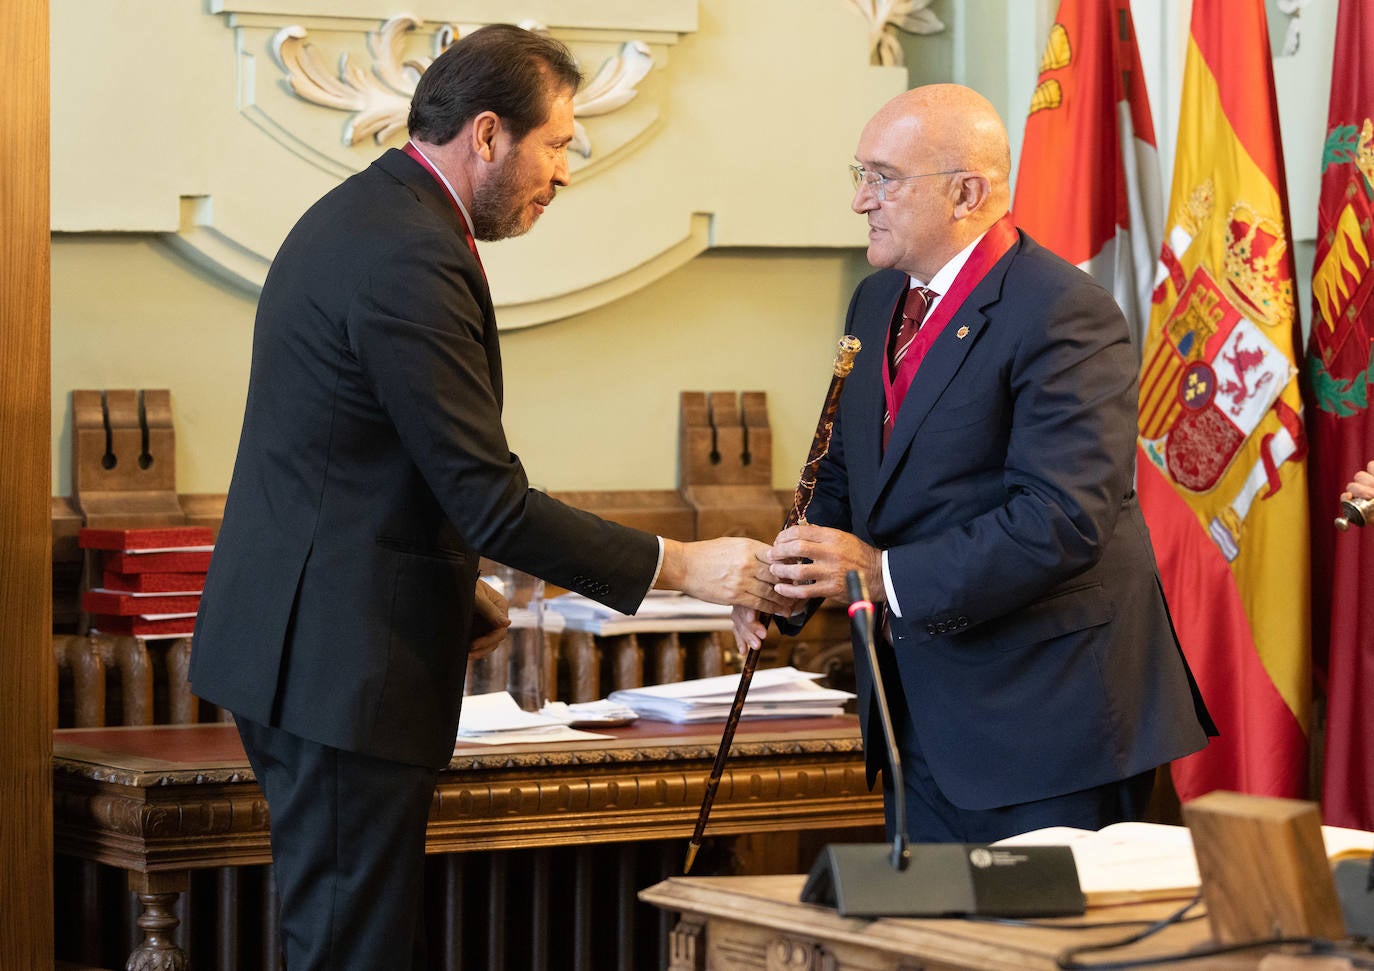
[920,395,1001,433]
[370,546,478,760]
[977,582,1114,652]
[385,549,474,674]
[375,535,469,563]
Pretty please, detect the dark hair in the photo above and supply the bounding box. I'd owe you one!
[408,24,582,144]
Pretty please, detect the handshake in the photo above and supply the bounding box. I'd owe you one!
[469,524,884,657]
[665,524,886,653]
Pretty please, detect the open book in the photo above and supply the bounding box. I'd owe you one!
[993,821,1374,906]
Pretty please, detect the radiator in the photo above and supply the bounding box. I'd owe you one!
[56,841,694,970]
[51,631,793,970]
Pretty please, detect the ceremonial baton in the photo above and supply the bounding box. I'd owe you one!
[683,334,862,874]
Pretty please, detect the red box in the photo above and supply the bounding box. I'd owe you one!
[89,614,198,637]
[78,526,214,551]
[102,550,214,574]
[83,590,201,616]
[101,571,206,593]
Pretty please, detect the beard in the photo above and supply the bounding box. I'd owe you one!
[471,156,544,242]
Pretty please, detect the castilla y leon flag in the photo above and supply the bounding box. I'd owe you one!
[1306,0,1374,831]
[1136,0,1309,801]
[1013,0,1162,355]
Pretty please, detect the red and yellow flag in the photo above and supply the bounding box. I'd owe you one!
[1136,0,1309,801]
[1305,0,1374,830]
[1014,0,1161,352]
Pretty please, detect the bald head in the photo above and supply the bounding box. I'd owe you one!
[853,84,1012,278]
[879,84,1010,196]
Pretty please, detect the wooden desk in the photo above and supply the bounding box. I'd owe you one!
[641,875,1366,970]
[54,717,881,969]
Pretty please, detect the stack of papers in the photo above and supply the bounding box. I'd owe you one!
[608,666,854,723]
[456,692,613,745]
[539,699,639,727]
[545,590,733,635]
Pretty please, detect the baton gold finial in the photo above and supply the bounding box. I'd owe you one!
[833,335,862,378]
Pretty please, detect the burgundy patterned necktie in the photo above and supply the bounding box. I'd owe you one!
[883,286,936,444]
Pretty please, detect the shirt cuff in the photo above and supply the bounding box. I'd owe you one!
[882,549,902,617]
[645,536,666,598]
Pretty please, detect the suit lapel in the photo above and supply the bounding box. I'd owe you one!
[374,148,502,404]
[873,246,1015,500]
[846,276,903,504]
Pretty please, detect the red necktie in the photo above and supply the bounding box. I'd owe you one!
[883,286,935,445]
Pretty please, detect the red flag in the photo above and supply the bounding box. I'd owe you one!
[1305,0,1374,830]
[1014,0,1162,352]
[1137,0,1309,801]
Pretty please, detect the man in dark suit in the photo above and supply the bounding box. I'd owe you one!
[736,83,1214,843]
[190,25,792,970]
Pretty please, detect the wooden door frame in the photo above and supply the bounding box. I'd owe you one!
[1,0,54,966]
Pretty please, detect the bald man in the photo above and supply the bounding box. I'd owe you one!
[737,84,1214,842]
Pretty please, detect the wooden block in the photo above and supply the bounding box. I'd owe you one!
[679,390,773,488]
[70,388,184,527]
[1183,790,1344,943]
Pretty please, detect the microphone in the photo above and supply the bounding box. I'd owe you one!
[844,570,908,872]
[799,571,1085,917]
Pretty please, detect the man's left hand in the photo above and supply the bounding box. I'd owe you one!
[469,578,511,659]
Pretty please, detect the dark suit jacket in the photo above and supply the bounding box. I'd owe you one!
[804,231,1212,810]
[190,149,660,769]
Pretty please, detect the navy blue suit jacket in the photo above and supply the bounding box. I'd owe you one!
[803,231,1212,810]
[190,149,660,769]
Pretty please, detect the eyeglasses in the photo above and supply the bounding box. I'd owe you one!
[849,164,965,201]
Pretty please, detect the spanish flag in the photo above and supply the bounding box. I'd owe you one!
[1013,0,1161,355]
[1136,0,1309,801]
[1305,0,1374,831]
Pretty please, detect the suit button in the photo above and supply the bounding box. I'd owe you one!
[957,616,969,629]
[925,622,938,635]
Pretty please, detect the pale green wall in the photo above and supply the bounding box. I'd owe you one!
[51,0,1336,498]
[51,233,871,495]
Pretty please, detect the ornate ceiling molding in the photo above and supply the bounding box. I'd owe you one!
[846,0,945,67]
[53,1,907,328]
[270,16,654,158]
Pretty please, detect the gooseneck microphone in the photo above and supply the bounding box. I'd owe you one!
[845,570,909,873]
[801,572,1085,917]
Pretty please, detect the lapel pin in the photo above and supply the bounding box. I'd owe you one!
[956,325,970,340]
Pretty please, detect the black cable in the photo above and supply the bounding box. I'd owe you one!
[965,906,1207,932]
[1046,892,1374,970]
[1046,892,1200,968]
[1059,936,1374,970]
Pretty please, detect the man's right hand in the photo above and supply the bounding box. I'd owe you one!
[1343,459,1374,502]
[656,536,798,617]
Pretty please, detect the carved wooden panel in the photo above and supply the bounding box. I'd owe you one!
[51,0,907,327]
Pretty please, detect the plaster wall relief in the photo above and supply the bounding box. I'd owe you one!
[52,0,907,329]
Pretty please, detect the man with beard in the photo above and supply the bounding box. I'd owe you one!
[190,24,792,970]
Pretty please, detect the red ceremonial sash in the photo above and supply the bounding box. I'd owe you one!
[402,141,486,280]
[883,213,1018,426]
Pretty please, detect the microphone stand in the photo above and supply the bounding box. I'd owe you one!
[798,575,1085,917]
[844,570,908,873]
